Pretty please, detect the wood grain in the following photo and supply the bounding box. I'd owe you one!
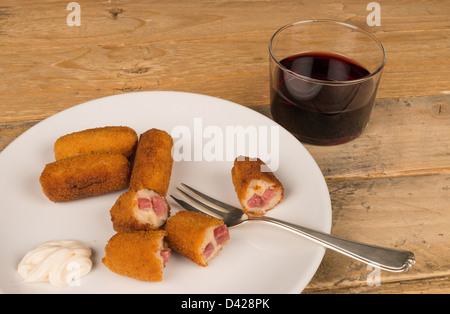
[305,173,450,293]
[0,121,38,152]
[0,0,449,124]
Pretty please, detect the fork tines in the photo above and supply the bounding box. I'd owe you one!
[170,183,238,220]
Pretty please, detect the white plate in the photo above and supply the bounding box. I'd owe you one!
[0,91,331,294]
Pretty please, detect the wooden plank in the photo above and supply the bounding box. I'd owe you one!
[304,172,450,293]
[0,121,38,152]
[0,0,448,124]
[304,276,450,294]
[308,95,450,180]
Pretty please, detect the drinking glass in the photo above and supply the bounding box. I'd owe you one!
[269,20,386,145]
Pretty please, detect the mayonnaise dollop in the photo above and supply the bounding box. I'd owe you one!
[17,240,92,288]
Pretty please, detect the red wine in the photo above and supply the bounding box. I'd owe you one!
[270,52,378,145]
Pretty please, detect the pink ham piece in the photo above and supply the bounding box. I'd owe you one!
[262,188,275,201]
[203,243,215,258]
[137,196,167,217]
[247,188,276,208]
[151,196,166,217]
[160,248,171,265]
[138,198,152,210]
[247,194,264,208]
[202,225,229,258]
[214,225,230,245]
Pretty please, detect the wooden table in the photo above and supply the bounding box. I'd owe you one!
[1,1,449,294]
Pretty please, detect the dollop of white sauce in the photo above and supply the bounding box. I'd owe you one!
[17,240,92,288]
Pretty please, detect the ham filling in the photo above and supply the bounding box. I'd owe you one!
[202,225,230,260]
[138,197,152,209]
[138,196,166,216]
[214,224,230,245]
[133,189,169,228]
[155,239,171,266]
[202,243,215,258]
[151,197,167,216]
[247,188,275,208]
[244,179,283,214]
[160,248,171,265]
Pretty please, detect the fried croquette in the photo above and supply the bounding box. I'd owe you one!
[231,156,284,216]
[54,126,138,160]
[110,189,170,232]
[39,152,131,202]
[110,129,174,231]
[129,128,174,196]
[102,230,171,282]
[164,211,230,267]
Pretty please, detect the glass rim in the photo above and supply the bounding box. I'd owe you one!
[268,19,387,86]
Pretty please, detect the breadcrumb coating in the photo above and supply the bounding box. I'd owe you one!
[54,126,138,160]
[129,129,174,196]
[165,211,224,267]
[102,230,167,282]
[39,152,130,202]
[110,190,141,232]
[231,156,284,215]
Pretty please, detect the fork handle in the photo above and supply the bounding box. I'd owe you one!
[249,216,415,272]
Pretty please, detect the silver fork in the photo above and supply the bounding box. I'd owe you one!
[171,183,415,273]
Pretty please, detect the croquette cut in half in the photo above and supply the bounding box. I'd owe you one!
[231,156,284,216]
[111,129,173,232]
[102,230,171,282]
[164,211,230,267]
[53,126,138,160]
[39,152,131,202]
[110,189,170,232]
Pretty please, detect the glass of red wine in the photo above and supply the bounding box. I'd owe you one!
[269,20,386,145]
